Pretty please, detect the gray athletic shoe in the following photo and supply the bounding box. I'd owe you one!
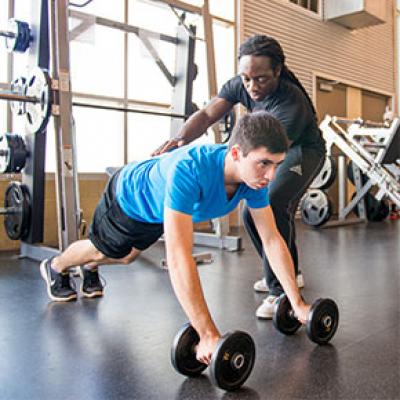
[40,258,77,302]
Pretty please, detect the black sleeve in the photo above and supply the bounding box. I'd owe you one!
[218,75,243,104]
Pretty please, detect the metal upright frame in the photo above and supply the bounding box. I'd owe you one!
[20,0,50,258]
[13,0,241,259]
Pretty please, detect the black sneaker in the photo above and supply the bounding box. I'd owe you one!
[80,267,104,298]
[40,258,77,302]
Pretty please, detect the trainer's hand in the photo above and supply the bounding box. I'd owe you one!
[151,138,185,156]
[196,333,220,365]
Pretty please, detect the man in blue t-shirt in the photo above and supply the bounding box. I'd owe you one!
[40,111,311,365]
[153,35,326,320]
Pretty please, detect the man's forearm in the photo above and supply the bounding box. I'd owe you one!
[177,110,216,144]
[264,236,303,307]
[167,254,218,337]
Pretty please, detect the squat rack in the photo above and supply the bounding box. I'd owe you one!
[0,0,241,261]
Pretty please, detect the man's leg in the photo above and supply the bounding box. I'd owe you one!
[41,239,142,302]
[80,247,142,298]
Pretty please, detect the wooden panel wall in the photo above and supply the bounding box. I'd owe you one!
[240,0,395,98]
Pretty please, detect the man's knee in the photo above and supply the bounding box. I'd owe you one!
[92,248,108,262]
[120,248,141,265]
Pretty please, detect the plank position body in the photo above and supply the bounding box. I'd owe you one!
[40,111,310,364]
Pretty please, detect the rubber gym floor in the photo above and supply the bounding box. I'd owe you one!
[0,220,398,400]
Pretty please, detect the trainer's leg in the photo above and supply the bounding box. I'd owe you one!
[264,147,324,297]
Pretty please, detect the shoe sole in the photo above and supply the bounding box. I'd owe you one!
[40,260,77,302]
[256,313,273,320]
[79,267,104,298]
[80,285,104,299]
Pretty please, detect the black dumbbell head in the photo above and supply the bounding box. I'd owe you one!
[306,298,339,345]
[210,331,255,391]
[171,323,207,377]
[273,294,302,335]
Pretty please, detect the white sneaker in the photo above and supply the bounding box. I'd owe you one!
[253,277,269,292]
[253,271,305,293]
[296,272,305,289]
[256,295,279,319]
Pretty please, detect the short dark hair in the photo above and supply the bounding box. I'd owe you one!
[228,111,289,156]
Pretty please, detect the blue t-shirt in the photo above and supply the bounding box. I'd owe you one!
[116,144,269,223]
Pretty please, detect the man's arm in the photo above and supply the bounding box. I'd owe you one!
[152,97,234,156]
[249,205,310,322]
[164,207,220,363]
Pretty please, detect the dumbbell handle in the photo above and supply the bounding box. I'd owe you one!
[293,301,334,329]
[0,30,16,39]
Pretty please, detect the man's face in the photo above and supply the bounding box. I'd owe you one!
[239,55,281,102]
[234,146,285,189]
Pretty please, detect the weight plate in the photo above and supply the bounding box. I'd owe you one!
[4,181,31,240]
[5,19,31,53]
[351,192,390,222]
[10,76,27,115]
[25,67,51,134]
[306,298,339,345]
[0,134,10,173]
[310,156,337,190]
[300,189,332,227]
[210,331,255,391]
[0,133,27,173]
[171,323,207,377]
[347,161,368,186]
[273,294,301,335]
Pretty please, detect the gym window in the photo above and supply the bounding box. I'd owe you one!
[289,0,319,14]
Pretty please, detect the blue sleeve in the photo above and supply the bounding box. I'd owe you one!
[164,160,200,215]
[245,187,270,209]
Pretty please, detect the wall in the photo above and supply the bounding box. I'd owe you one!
[239,0,395,98]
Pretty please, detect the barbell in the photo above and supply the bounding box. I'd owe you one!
[0,68,199,136]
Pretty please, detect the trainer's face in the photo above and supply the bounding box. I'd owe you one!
[233,146,285,189]
[239,55,281,102]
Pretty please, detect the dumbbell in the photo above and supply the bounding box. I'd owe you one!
[171,323,255,391]
[273,294,339,345]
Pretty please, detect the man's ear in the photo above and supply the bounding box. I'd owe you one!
[274,65,282,78]
[230,144,241,161]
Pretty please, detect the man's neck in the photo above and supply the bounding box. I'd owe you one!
[224,152,240,185]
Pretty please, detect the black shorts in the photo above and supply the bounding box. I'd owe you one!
[89,170,164,259]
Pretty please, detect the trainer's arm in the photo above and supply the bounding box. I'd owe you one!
[249,205,309,322]
[164,207,220,362]
[152,97,233,156]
